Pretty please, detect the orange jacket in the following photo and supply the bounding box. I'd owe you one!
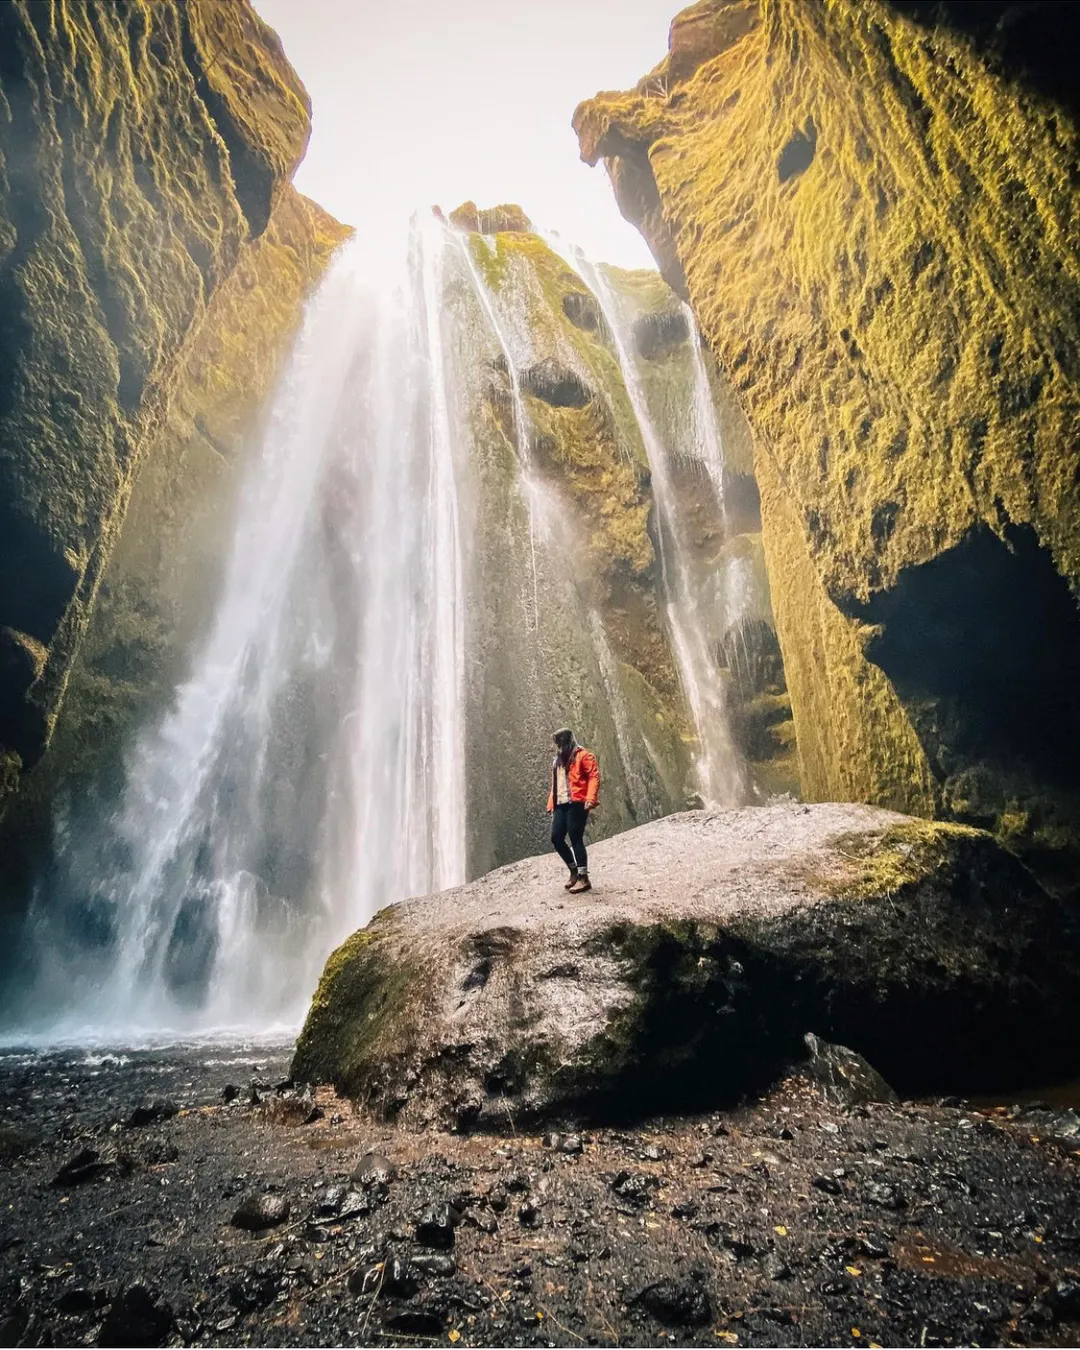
[547,747,600,812]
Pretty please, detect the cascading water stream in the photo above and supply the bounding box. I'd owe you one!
[7,216,758,1045]
[541,233,747,809]
[15,221,470,1041]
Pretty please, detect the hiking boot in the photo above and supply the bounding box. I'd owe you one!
[568,873,592,893]
[564,869,579,890]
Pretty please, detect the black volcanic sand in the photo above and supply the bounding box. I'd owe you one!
[2,1045,1080,1348]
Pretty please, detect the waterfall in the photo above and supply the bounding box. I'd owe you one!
[541,234,747,809]
[16,222,469,1040]
[9,217,754,1044]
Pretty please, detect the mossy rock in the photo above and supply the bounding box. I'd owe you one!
[292,802,1080,1127]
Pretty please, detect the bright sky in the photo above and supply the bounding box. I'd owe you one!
[251,0,673,268]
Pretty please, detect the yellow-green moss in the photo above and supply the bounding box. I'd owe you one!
[576,0,1080,826]
[0,0,314,799]
[37,187,349,791]
[821,820,987,901]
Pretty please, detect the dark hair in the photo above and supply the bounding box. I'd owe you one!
[552,728,575,753]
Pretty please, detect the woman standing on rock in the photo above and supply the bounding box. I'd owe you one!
[547,728,600,893]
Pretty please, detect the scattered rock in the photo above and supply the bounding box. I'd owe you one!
[98,1285,174,1348]
[411,1252,456,1278]
[635,1276,711,1327]
[763,1253,792,1280]
[611,1170,659,1206]
[801,1033,899,1107]
[812,1174,842,1195]
[230,1192,291,1231]
[125,1098,180,1128]
[414,1202,457,1249]
[221,1084,241,1103]
[351,1152,396,1187]
[863,1180,906,1209]
[517,1201,540,1227]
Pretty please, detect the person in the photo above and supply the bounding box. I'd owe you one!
[546,728,599,893]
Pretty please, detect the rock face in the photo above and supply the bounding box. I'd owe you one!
[574,0,1080,882]
[0,0,316,808]
[444,216,797,875]
[292,803,1080,1128]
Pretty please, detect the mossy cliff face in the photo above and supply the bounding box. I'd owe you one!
[447,216,797,854]
[439,222,696,871]
[27,188,349,815]
[575,0,1080,876]
[0,0,312,809]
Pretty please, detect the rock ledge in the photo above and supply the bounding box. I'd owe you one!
[293,804,1080,1128]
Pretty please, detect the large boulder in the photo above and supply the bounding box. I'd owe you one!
[292,803,1080,1128]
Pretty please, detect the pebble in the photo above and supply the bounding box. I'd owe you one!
[414,1202,457,1249]
[125,1098,179,1128]
[230,1192,291,1231]
[635,1276,711,1327]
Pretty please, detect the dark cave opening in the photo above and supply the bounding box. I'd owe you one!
[856,524,1080,785]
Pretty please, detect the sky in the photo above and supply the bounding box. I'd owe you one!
[251,0,675,268]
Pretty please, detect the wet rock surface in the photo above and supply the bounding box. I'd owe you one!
[293,804,1080,1126]
[2,1043,1080,1347]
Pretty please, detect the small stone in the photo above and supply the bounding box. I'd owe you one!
[763,1253,792,1281]
[98,1285,174,1348]
[641,1143,668,1161]
[689,1152,713,1168]
[125,1098,179,1128]
[221,1084,240,1103]
[351,1152,396,1187]
[337,1189,371,1220]
[558,1133,584,1154]
[487,1187,509,1212]
[415,1202,457,1249]
[465,1208,497,1234]
[812,1174,842,1195]
[671,1201,699,1220]
[303,1105,324,1125]
[517,1201,540,1227]
[411,1252,456,1277]
[864,1181,906,1209]
[859,1234,890,1259]
[635,1278,711,1328]
[382,1255,418,1298]
[611,1170,659,1206]
[230,1192,291,1231]
[314,1184,347,1216]
[505,1171,530,1192]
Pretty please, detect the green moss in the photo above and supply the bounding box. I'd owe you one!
[575,0,1080,839]
[821,820,987,901]
[292,926,422,1097]
[0,0,320,802]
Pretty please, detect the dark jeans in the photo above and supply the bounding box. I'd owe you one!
[551,802,588,872]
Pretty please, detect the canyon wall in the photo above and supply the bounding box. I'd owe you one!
[576,0,1080,882]
[0,0,332,813]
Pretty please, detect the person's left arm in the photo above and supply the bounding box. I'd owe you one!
[582,750,600,810]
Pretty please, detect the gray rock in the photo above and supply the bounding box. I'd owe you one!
[125,1098,179,1128]
[801,1033,899,1106]
[230,1192,291,1231]
[351,1152,396,1187]
[292,804,1080,1126]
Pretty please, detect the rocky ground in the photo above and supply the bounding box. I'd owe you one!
[2,1043,1080,1348]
